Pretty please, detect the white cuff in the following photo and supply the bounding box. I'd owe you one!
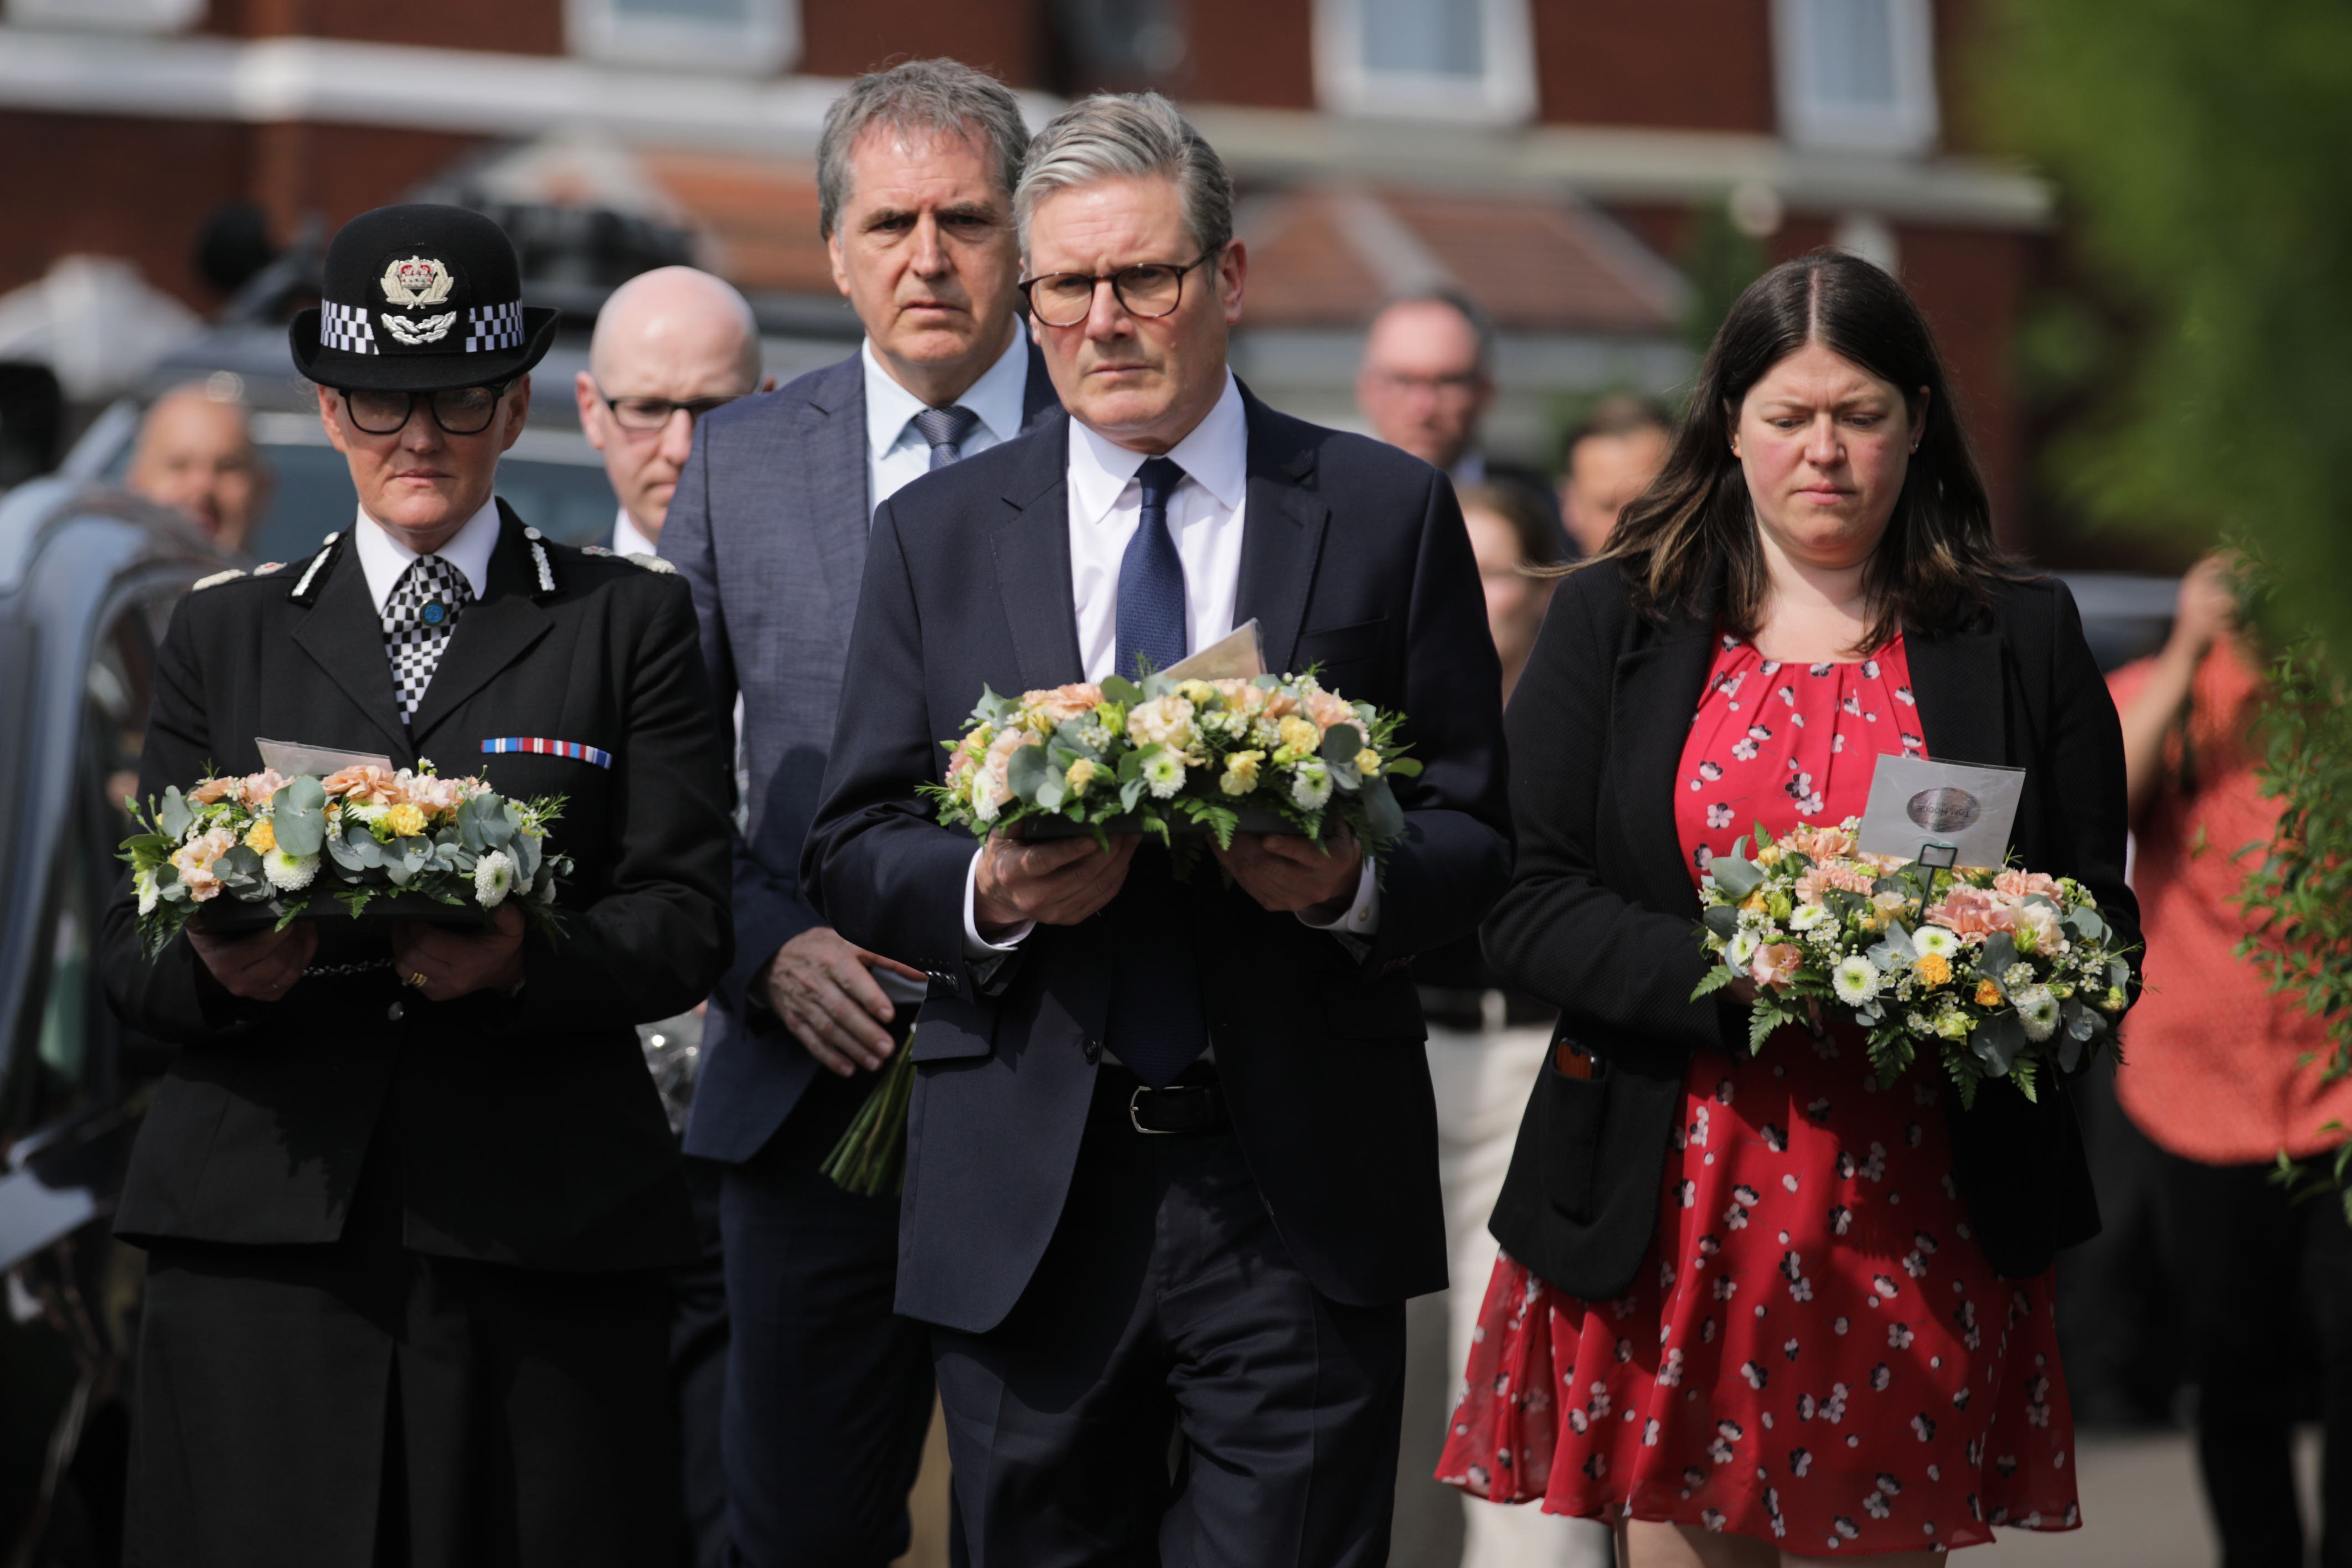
[1298,854,1380,936]
[963,847,1034,958]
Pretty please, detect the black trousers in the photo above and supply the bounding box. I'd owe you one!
[675,1155,732,1568]
[717,1066,937,1568]
[2160,1157,2352,1568]
[127,1172,680,1568]
[930,1070,1408,1568]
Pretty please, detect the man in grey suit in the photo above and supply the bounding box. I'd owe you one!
[661,59,1060,1568]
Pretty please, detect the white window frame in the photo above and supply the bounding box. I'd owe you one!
[5,0,203,31]
[1773,0,1939,155]
[1314,0,1538,125]
[566,0,798,75]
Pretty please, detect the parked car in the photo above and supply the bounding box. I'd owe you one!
[0,477,220,1567]
[60,323,619,564]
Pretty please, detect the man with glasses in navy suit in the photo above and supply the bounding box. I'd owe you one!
[806,92,1512,1565]
[661,58,1060,1568]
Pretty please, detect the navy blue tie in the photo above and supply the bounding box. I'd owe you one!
[911,405,979,470]
[1103,455,1205,1087]
[1114,456,1189,683]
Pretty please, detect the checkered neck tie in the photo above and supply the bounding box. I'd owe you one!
[911,405,981,470]
[381,554,473,725]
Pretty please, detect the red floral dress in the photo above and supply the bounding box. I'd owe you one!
[1436,632,2080,1555]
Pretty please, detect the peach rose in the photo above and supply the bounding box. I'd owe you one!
[1748,942,1804,989]
[1211,679,1267,716]
[974,727,1038,820]
[240,768,288,804]
[188,776,240,805]
[405,773,470,814]
[322,765,403,806]
[1258,687,1300,721]
[1023,683,1104,728]
[1304,688,1358,735]
[1793,862,1876,905]
[1782,822,1857,859]
[1992,869,2063,901]
[1921,885,2020,941]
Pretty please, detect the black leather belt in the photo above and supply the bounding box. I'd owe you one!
[1101,1065,1229,1136]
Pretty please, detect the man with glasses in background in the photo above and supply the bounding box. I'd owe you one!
[575,262,771,1568]
[101,203,731,1566]
[661,59,1058,1568]
[805,92,1510,1562]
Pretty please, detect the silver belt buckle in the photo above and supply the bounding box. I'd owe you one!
[1128,1085,1177,1135]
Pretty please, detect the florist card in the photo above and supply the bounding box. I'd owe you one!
[1855,754,2025,870]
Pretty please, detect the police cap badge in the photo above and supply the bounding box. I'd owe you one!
[290,205,556,393]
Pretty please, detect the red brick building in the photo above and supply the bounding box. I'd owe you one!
[0,0,2051,537]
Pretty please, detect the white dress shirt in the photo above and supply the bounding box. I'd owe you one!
[351,498,501,613]
[962,373,1379,957]
[611,506,658,560]
[864,328,1030,514]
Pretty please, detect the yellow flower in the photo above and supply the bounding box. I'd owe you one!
[1739,891,1768,914]
[1065,758,1098,796]
[1757,844,1784,867]
[384,802,428,838]
[1278,715,1318,754]
[1220,750,1264,796]
[244,818,277,854]
[1355,747,1382,777]
[1913,952,1953,988]
[1974,979,2003,1008]
[1177,679,1218,707]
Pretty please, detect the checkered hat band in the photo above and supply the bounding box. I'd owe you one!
[464,302,525,353]
[321,302,376,356]
[380,555,474,724]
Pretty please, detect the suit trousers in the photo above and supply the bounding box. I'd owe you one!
[718,1064,937,1568]
[930,1069,1408,1567]
[2159,1156,2352,1568]
[127,1130,679,1568]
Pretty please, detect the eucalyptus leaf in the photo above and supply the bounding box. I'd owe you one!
[1972,1014,2025,1077]
[1008,742,1053,803]
[1359,773,1405,844]
[271,776,328,856]
[1711,856,1765,901]
[1701,904,1741,940]
[1319,724,1366,765]
[1100,675,1143,707]
[1120,777,1147,814]
[158,786,192,839]
[510,829,540,883]
[1980,931,2019,977]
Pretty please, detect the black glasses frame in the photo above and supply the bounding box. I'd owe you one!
[592,381,747,432]
[337,382,513,437]
[1018,252,1218,328]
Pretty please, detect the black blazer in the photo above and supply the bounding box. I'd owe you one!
[100,505,733,1273]
[1485,559,2139,1299]
[802,388,1514,1334]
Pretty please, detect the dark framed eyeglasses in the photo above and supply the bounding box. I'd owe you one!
[339,383,512,437]
[593,384,747,433]
[1019,252,1217,329]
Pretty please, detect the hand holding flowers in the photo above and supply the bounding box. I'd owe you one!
[1691,817,2135,1105]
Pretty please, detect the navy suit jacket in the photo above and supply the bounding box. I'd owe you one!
[666,342,1060,1165]
[802,387,1515,1333]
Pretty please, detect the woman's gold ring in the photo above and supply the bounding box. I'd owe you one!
[402,970,428,989]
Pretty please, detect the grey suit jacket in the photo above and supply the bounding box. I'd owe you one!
[664,341,1060,1164]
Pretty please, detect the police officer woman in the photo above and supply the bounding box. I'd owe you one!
[101,204,733,1568]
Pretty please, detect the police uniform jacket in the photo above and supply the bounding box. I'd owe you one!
[100,502,733,1273]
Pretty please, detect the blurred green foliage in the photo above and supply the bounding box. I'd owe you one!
[1987,0,2352,1169]
[1679,197,1768,362]
[1983,0,2352,649]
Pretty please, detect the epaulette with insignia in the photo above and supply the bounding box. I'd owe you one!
[622,553,677,575]
[192,568,247,591]
[579,544,616,557]
[522,525,558,595]
[289,530,346,604]
[254,560,286,576]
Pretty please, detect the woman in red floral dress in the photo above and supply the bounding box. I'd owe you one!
[1439,251,2138,1564]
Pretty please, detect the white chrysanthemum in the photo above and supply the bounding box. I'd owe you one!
[135,868,160,915]
[1833,956,1881,1005]
[1912,925,1961,959]
[262,849,319,892]
[1788,903,1828,932]
[1142,750,1186,800]
[1726,930,1761,969]
[474,849,515,907]
[1290,760,1332,811]
[350,802,389,826]
[2014,985,2060,1042]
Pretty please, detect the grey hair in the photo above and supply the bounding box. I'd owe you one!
[816,59,1030,239]
[1015,92,1234,259]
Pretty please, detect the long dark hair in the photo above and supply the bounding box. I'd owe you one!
[1595,250,2024,652]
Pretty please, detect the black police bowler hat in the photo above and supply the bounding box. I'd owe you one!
[290,204,558,393]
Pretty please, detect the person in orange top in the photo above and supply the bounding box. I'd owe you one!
[2109,552,2352,1568]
